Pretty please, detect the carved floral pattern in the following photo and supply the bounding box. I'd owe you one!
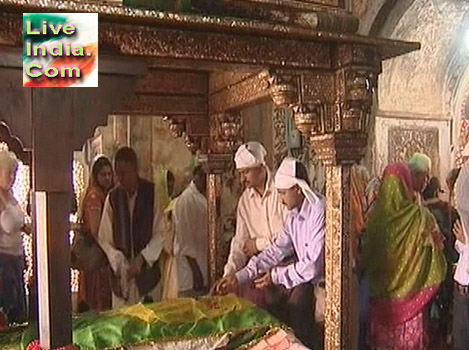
[272,107,288,170]
[388,126,440,174]
[210,112,243,154]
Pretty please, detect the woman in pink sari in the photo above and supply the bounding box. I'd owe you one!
[362,154,446,350]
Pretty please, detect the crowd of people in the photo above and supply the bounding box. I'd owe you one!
[75,143,326,350]
[351,150,469,350]
[82,147,210,307]
[0,138,468,350]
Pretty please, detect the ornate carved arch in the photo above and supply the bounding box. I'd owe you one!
[0,121,32,165]
[368,0,415,36]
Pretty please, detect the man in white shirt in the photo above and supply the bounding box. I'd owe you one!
[216,158,325,348]
[214,142,287,305]
[173,166,207,296]
[98,147,164,308]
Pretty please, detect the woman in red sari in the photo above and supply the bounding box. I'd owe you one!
[78,156,114,311]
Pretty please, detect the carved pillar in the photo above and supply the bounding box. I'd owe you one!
[324,164,352,349]
[269,46,379,350]
[199,154,230,285]
[272,107,289,170]
[207,173,222,286]
[199,112,242,286]
[32,89,73,349]
[318,48,378,350]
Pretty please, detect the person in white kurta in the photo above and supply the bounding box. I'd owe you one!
[222,142,287,279]
[173,166,208,295]
[98,147,164,308]
[0,151,26,323]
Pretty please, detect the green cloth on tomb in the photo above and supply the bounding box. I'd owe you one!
[11,295,282,350]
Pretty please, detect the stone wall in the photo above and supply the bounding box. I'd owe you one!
[353,0,468,178]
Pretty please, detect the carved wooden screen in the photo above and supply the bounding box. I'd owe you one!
[388,126,440,175]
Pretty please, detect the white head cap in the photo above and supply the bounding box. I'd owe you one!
[275,157,320,204]
[234,142,267,169]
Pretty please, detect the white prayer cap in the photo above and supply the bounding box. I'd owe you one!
[408,153,431,173]
[462,142,469,157]
[234,142,267,169]
[275,157,320,204]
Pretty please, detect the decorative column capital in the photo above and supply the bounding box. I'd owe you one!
[199,112,241,173]
[282,63,378,165]
[268,71,299,107]
[209,112,243,155]
[311,133,368,165]
[290,102,323,136]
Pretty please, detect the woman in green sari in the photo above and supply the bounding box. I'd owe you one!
[362,154,446,350]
